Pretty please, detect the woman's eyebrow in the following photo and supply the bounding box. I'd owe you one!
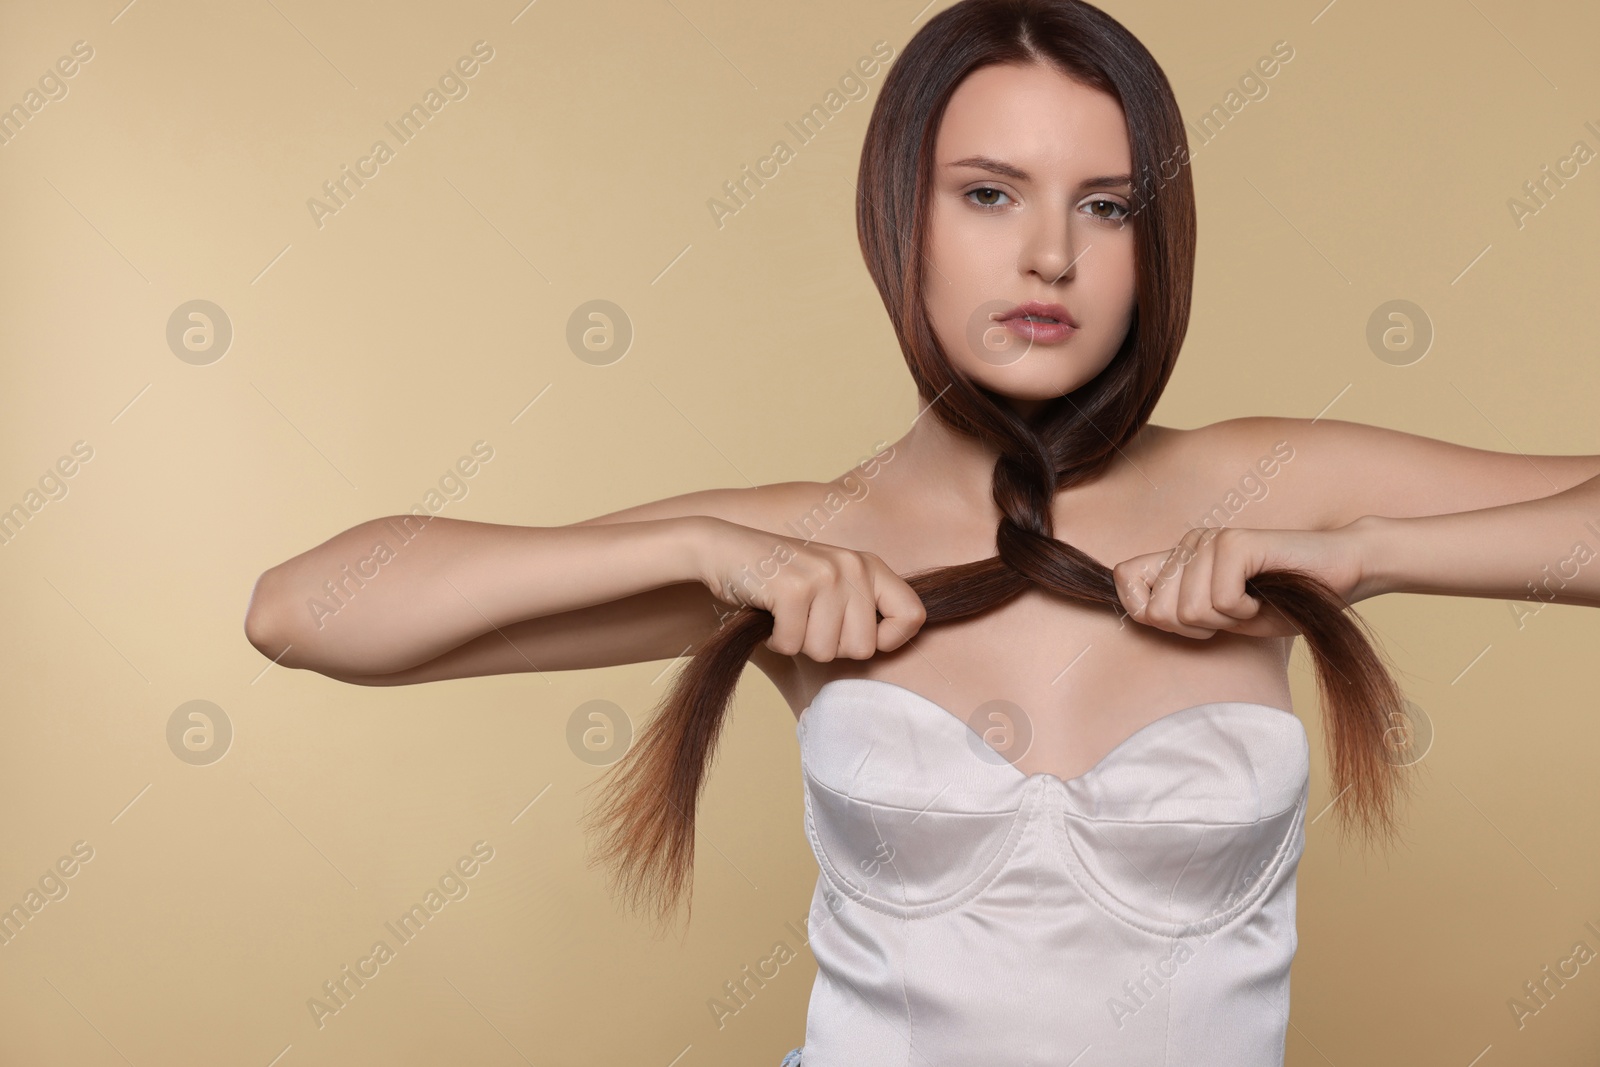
[945,155,1131,190]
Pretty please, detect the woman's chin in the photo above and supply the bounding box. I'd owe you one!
[964,364,1102,406]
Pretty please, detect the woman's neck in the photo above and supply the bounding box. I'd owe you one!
[884,408,1007,515]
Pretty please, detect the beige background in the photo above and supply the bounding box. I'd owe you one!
[2,0,1598,1063]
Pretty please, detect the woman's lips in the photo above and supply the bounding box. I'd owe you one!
[1000,315,1076,344]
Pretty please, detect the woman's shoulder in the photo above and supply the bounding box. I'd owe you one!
[1137,417,1294,473]
[1137,416,1324,530]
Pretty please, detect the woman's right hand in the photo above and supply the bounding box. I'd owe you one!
[693,518,927,662]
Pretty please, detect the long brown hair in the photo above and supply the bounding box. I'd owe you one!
[579,0,1414,931]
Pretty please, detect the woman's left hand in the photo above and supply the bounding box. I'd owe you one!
[1111,522,1376,639]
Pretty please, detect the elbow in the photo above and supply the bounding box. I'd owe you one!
[243,569,397,681]
[243,568,303,669]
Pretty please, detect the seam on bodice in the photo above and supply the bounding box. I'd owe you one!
[802,768,1044,920]
[1046,778,1310,939]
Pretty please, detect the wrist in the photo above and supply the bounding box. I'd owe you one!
[1346,513,1402,602]
[671,514,729,590]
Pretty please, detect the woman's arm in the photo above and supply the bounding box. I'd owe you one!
[244,514,715,677]
[242,478,869,683]
[1356,471,1600,606]
[1109,492,1600,642]
[310,581,729,686]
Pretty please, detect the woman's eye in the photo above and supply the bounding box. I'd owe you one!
[964,186,1012,209]
[1085,198,1131,222]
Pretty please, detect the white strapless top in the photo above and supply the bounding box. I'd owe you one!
[794,677,1311,1067]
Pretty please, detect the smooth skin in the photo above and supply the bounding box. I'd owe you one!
[245,62,1600,781]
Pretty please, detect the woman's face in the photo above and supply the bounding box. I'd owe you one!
[923,61,1139,417]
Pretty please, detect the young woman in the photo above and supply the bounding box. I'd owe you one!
[245,1,1600,1063]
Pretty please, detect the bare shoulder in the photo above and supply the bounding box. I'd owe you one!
[1112,419,1265,486]
[1143,417,1295,477]
[1117,417,1324,532]
[1162,415,1600,530]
